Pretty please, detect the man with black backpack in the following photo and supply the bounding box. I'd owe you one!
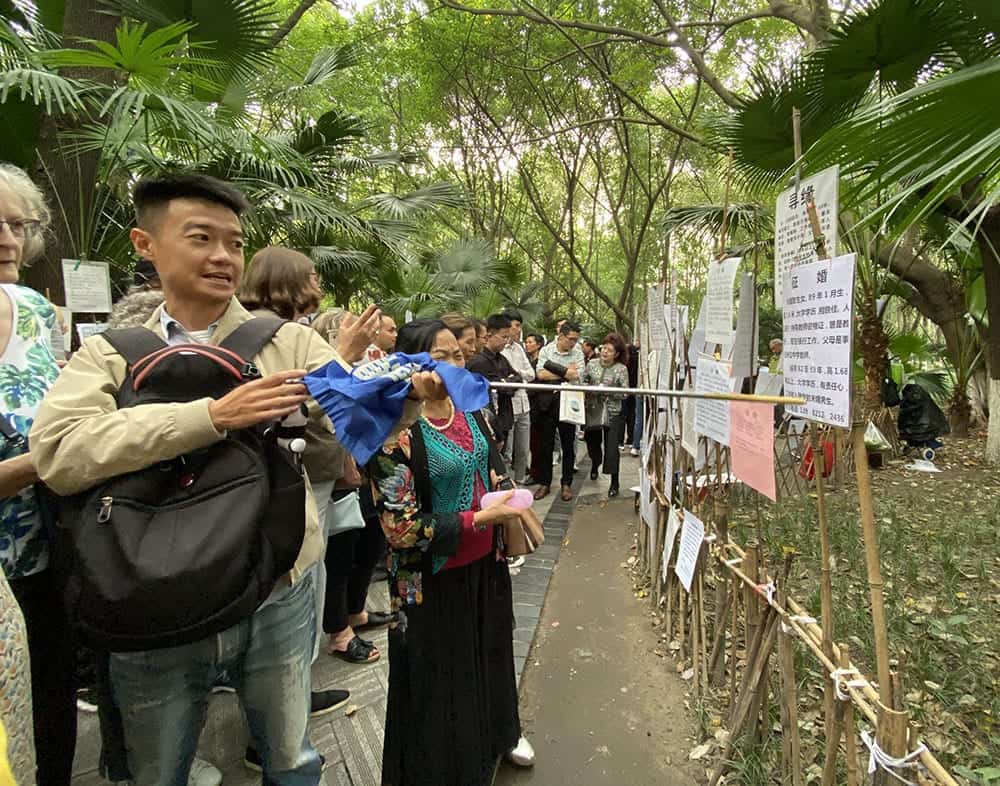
[30,174,445,786]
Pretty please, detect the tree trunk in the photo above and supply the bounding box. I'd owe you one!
[987,378,1000,465]
[858,306,889,418]
[26,0,119,304]
[979,213,1000,464]
[949,388,972,437]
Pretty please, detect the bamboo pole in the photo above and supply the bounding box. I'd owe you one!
[728,571,739,714]
[713,540,961,786]
[851,420,893,700]
[873,673,909,786]
[709,506,729,687]
[778,596,803,786]
[698,557,710,695]
[711,610,779,786]
[488,380,806,405]
[808,422,839,786]
[691,562,701,697]
[840,644,860,786]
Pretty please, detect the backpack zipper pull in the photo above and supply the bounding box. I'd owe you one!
[97,496,113,524]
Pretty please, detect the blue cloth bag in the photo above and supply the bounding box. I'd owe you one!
[305,352,491,464]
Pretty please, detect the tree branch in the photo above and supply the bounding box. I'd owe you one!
[650,0,742,109]
[269,0,320,47]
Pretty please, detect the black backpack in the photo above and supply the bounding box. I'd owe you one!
[56,318,307,652]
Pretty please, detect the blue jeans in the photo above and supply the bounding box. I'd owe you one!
[110,575,321,786]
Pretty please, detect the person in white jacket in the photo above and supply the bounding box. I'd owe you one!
[500,311,535,484]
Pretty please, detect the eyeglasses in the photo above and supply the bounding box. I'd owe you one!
[0,219,41,239]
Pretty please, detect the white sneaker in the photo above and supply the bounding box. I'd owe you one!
[506,736,535,767]
[507,555,526,569]
[629,447,640,457]
[188,758,222,786]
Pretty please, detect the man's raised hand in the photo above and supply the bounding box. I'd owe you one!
[208,370,309,431]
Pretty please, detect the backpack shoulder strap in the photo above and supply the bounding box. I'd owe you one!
[219,317,287,361]
[101,328,169,367]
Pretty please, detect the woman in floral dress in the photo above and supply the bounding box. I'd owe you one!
[0,163,75,785]
[368,318,534,786]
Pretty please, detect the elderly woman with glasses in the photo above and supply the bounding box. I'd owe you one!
[0,162,76,786]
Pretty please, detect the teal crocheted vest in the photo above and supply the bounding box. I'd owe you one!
[417,412,491,516]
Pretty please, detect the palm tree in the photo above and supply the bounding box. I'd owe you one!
[710,0,997,438]
[0,2,486,308]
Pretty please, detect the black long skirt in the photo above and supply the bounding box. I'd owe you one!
[381,552,521,786]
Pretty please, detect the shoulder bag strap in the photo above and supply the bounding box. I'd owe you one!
[101,328,169,367]
[219,317,287,364]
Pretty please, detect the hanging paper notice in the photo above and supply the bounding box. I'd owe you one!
[782,254,856,427]
[75,322,109,343]
[687,300,706,369]
[559,389,586,425]
[48,304,70,360]
[730,401,777,501]
[755,368,783,397]
[661,506,682,582]
[694,357,736,445]
[640,416,656,532]
[62,259,112,313]
[705,257,741,345]
[774,165,839,303]
[647,283,667,348]
[731,273,759,379]
[662,438,674,504]
[680,398,705,469]
[674,509,705,593]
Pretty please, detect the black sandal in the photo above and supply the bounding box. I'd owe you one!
[355,610,398,631]
[330,636,380,664]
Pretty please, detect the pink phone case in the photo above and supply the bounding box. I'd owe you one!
[481,489,534,510]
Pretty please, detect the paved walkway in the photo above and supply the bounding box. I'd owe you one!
[70,447,601,786]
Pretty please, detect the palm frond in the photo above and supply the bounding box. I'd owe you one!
[104,0,281,85]
[0,66,86,113]
[249,185,368,240]
[309,246,374,274]
[362,183,465,219]
[428,238,501,293]
[299,45,360,89]
[42,21,221,93]
[804,0,961,120]
[291,109,366,157]
[803,57,1000,231]
[710,65,838,194]
[661,203,772,241]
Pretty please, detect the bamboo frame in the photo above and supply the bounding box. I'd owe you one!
[488,380,805,405]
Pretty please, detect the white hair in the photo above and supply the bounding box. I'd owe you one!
[0,162,51,265]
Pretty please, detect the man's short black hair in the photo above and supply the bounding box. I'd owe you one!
[526,333,545,346]
[486,313,513,333]
[503,310,523,323]
[559,320,582,335]
[133,173,251,227]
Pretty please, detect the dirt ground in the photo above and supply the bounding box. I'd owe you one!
[495,494,701,786]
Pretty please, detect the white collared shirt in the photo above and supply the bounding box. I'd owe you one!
[159,308,220,346]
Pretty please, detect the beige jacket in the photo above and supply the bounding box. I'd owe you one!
[32,298,356,583]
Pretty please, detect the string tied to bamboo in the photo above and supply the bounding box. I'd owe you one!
[860,730,928,785]
[780,614,817,635]
[830,666,868,700]
[754,580,776,607]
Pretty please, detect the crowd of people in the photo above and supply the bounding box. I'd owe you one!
[0,165,639,786]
